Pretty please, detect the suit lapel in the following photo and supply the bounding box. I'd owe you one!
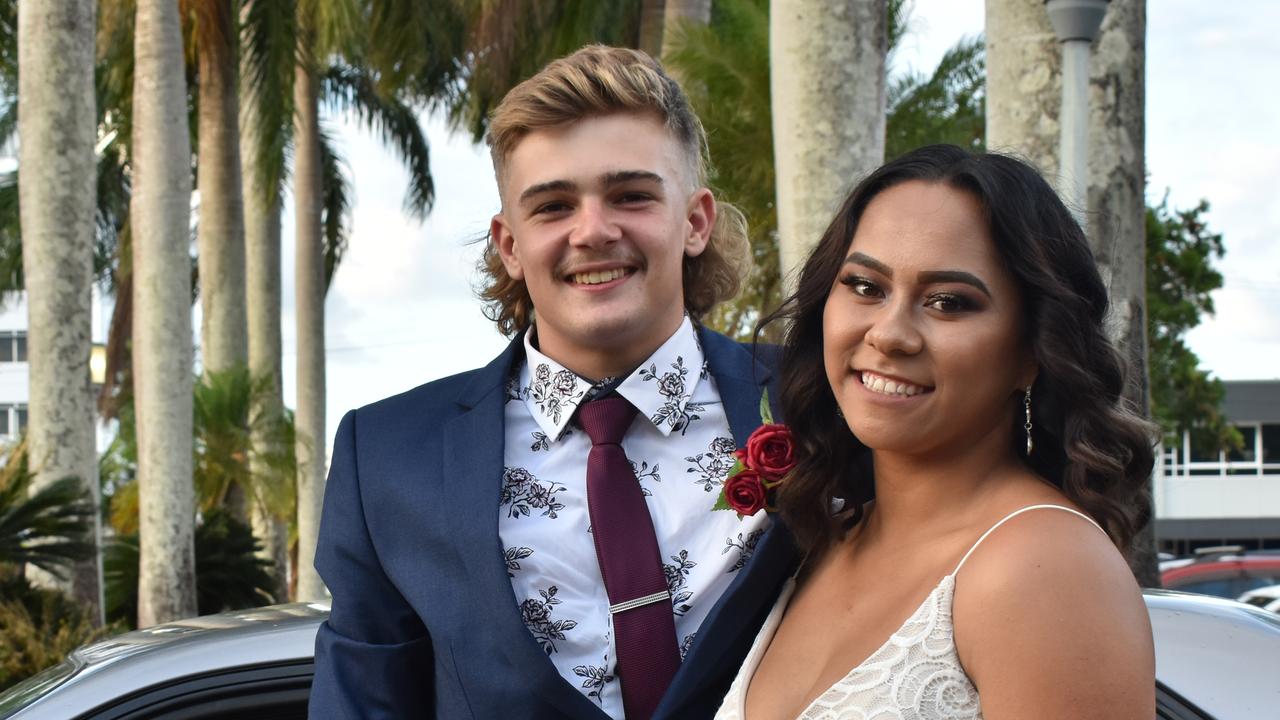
[654,329,799,718]
[442,335,607,720]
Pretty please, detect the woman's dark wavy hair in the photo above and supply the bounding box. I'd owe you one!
[764,144,1155,561]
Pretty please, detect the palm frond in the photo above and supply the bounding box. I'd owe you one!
[367,0,465,101]
[321,64,433,218]
[447,0,642,140]
[886,33,985,158]
[0,170,22,303]
[0,443,95,579]
[240,0,296,207]
[316,126,351,290]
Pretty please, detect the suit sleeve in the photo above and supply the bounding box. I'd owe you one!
[309,410,435,718]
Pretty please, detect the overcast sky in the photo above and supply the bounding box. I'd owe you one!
[275,0,1280,438]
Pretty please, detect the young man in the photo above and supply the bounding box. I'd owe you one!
[310,46,796,719]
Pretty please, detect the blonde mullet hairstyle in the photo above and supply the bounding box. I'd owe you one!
[478,44,750,337]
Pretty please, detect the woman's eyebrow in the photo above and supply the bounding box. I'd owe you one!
[917,270,992,298]
[844,251,893,277]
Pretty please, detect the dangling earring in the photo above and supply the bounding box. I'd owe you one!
[1023,386,1034,456]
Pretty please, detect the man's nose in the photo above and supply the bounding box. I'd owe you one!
[864,300,924,356]
[570,198,622,247]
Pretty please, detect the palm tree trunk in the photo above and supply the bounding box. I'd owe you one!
[984,0,1061,177]
[639,0,665,58]
[240,35,289,598]
[770,0,886,290]
[1087,0,1156,586]
[195,0,247,376]
[131,0,198,626]
[17,0,103,623]
[293,60,327,603]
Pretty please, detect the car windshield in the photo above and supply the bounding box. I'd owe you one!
[0,658,80,718]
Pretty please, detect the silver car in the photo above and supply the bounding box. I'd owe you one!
[2,592,1277,719]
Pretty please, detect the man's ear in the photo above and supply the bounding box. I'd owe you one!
[491,213,524,280]
[684,187,716,258]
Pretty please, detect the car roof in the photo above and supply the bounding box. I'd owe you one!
[1146,589,1280,719]
[2,603,327,720]
[6,593,1280,718]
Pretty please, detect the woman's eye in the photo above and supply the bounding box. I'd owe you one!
[924,293,975,313]
[839,275,882,298]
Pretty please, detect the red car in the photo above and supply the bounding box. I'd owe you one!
[1161,548,1280,598]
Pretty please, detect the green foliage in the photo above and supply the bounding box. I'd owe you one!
[0,441,95,580]
[318,127,353,292]
[1146,197,1240,453]
[104,508,278,629]
[665,0,778,339]
[0,575,119,693]
[240,0,296,207]
[103,367,296,536]
[322,63,434,220]
[444,0,642,140]
[886,34,985,159]
[0,437,108,692]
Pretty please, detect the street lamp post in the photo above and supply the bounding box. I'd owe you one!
[1045,0,1109,216]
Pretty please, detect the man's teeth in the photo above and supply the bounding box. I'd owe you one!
[861,372,925,397]
[572,268,628,285]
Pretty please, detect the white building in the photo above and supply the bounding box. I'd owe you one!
[1155,380,1280,554]
[0,289,111,442]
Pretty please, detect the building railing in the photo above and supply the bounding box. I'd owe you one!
[1157,444,1280,479]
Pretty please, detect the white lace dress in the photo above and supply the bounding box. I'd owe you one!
[714,504,1103,720]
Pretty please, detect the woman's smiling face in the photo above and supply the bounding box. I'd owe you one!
[822,180,1037,460]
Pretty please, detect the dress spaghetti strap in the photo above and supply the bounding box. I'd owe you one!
[952,504,1105,576]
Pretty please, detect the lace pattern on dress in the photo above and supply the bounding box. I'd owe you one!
[715,576,981,720]
[715,505,1105,719]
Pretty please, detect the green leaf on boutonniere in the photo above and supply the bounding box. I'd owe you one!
[712,491,735,512]
[759,388,774,425]
[712,456,749,512]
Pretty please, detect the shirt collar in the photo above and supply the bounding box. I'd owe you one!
[518,316,706,441]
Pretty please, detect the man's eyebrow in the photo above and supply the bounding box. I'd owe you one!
[518,179,577,204]
[603,170,663,187]
[917,270,992,298]
[844,251,893,278]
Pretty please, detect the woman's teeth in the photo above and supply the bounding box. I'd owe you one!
[861,371,926,397]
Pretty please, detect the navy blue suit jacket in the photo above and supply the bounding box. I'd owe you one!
[309,326,798,719]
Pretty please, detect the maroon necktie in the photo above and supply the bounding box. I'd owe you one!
[578,396,680,719]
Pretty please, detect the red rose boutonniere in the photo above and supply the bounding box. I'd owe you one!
[714,391,796,518]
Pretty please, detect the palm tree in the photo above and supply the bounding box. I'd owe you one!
[294,31,451,603]
[1087,0,1155,586]
[662,0,979,338]
[193,0,248,378]
[14,0,102,621]
[239,0,294,591]
[983,0,1060,175]
[130,0,197,626]
[291,29,327,601]
[770,0,887,290]
[237,0,455,599]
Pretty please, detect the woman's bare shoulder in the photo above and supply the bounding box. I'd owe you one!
[951,504,1155,719]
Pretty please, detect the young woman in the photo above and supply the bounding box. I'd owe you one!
[716,145,1156,719]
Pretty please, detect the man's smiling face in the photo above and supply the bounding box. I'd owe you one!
[491,112,715,378]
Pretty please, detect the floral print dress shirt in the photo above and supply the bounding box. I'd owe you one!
[499,317,770,718]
